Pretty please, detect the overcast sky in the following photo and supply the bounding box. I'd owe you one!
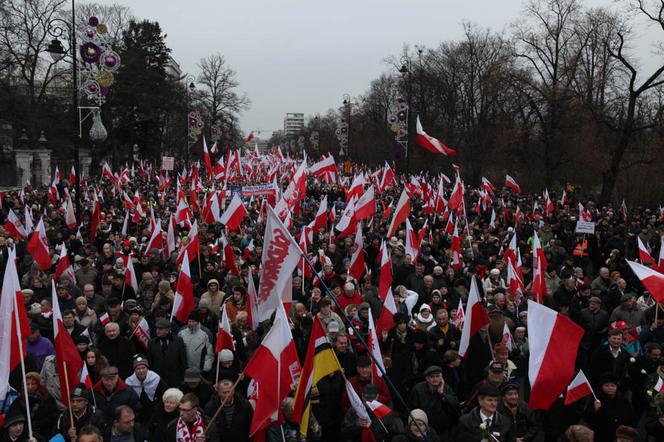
[95,0,661,138]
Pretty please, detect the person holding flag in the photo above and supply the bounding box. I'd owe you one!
[54,384,105,441]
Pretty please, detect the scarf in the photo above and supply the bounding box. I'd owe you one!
[125,370,161,401]
[176,411,205,442]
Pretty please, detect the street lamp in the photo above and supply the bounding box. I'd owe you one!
[398,55,413,173]
[45,3,120,222]
[310,113,320,152]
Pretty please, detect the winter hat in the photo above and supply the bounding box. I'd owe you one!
[408,409,428,426]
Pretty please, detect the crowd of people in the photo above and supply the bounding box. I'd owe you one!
[1,156,664,442]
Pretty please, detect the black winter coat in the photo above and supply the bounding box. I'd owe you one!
[204,394,254,442]
[454,407,513,442]
[147,333,188,388]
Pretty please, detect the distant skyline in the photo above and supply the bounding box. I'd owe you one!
[96,0,662,137]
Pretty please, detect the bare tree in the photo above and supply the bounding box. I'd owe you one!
[194,53,250,142]
[75,3,133,47]
[0,0,68,136]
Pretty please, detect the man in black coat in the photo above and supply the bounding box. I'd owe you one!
[497,384,541,441]
[147,319,188,388]
[577,296,609,369]
[102,406,149,442]
[97,322,136,379]
[408,365,460,440]
[91,366,142,427]
[454,384,513,441]
[427,309,461,355]
[589,328,630,388]
[205,379,253,442]
[55,384,106,440]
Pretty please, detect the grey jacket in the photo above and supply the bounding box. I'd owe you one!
[178,325,214,372]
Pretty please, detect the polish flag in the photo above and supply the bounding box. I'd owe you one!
[638,237,655,266]
[354,185,376,221]
[367,309,385,379]
[24,206,33,233]
[447,175,464,211]
[172,252,195,323]
[246,270,261,331]
[215,304,235,352]
[489,208,496,230]
[531,232,548,303]
[203,138,213,177]
[3,209,26,239]
[658,237,664,272]
[202,191,221,225]
[335,197,356,239]
[79,364,93,389]
[145,219,163,253]
[405,218,420,261]
[387,189,410,238]
[313,195,329,231]
[99,311,110,326]
[90,192,102,241]
[502,322,513,352]
[346,174,366,203]
[627,260,664,302]
[133,318,150,350]
[308,154,336,178]
[125,257,139,292]
[416,115,456,155]
[220,194,248,231]
[243,304,301,435]
[450,221,462,271]
[528,300,584,409]
[348,223,365,281]
[578,203,592,222]
[455,298,465,329]
[379,162,395,192]
[221,234,239,276]
[101,163,115,182]
[69,166,76,185]
[481,177,496,195]
[543,189,554,217]
[51,279,83,407]
[366,400,392,419]
[121,211,129,236]
[376,241,397,334]
[175,199,193,224]
[505,175,521,193]
[27,217,51,271]
[459,277,490,358]
[257,206,302,321]
[55,243,76,283]
[176,221,200,266]
[166,214,177,258]
[654,377,664,393]
[564,370,595,405]
[0,248,31,410]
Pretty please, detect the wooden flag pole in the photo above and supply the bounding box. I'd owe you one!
[63,361,75,432]
[204,374,244,436]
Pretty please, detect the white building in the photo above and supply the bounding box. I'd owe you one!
[283,113,304,137]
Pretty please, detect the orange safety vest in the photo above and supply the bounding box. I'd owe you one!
[573,239,588,257]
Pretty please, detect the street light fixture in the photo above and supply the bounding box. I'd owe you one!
[398,55,413,173]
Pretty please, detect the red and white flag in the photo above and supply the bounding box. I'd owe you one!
[376,241,397,334]
[308,154,336,178]
[133,318,150,350]
[243,304,301,435]
[354,185,376,221]
[502,322,513,352]
[367,309,385,379]
[505,175,521,193]
[176,221,200,266]
[564,370,595,405]
[450,221,462,271]
[654,377,664,393]
[69,166,76,185]
[416,115,456,155]
[658,237,664,272]
[455,298,465,329]
[99,312,110,326]
[171,252,195,323]
[3,209,25,240]
[27,217,50,271]
[220,194,248,231]
[79,364,93,389]
[257,206,302,321]
[531,232,547,303]
[638,237,655,266]
[627,260,664,302]
[335,197,356,239]
[203,138,213,177]
[0,249,31,411]
[55,243,76,284]
[215,303,235,352]
[405,218,420,261]
[246,270,261,331]
[313,196,329,231]
[166,214,177,258]
[447,175,464,211]
[528,300,584,409]
[125,257,139,292]
[459,277,490,358]
[387,189,410,238]
[145,219,163,253]
[348,223,365,281]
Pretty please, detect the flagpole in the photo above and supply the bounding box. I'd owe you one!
[215,355,221,385]
[204,374,244,436]
[63,361,75,433]
[12,292,33,439]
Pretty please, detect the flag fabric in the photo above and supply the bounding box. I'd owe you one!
[79,364,93,389]
[133,318,150,349]
[99,312,110,326]
[349,224,365,281]
[215,304,235,352]
[0,249,31,409]
[243,304,301,435]
[455,298,465,328]
[459,277,490,358]
[125,257,139,292]
[219,194,248,231]
[171,252,195,323]
[292,317,342,436]
[528,300,584,409]
[564,370,594,405]
[654,377,664,393]
[502,322,513,352]
[313,196,329,231]
[627,260,664,302]
[354,185,376,221]
[376,241,397,333]
[26,217,50,271]
[246,270,261,331]
[3,209,25,240]
[257,207,302,321]
[367,309,385,379]
[637,237,655,266]
[387,189,410,238]
[145,220,163,252]
[505,175,521,193]
[55,243,76,284]
[415,116,456,155]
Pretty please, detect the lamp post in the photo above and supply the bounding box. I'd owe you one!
[398,56,413,174]
[342,93,351,159]
[46,2,120,222]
